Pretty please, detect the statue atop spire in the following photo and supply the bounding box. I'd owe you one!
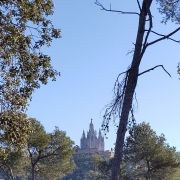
[89,118,94,132]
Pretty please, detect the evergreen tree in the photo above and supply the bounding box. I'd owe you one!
[123,122,180,180]
[26,118,75,180]
[91,156,112,180]
[0,151,29,180]
[63,152,99,180]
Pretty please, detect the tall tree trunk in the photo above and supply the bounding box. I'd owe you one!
[111,0,153,179]
[147,159,151,180]
[10,168,14,180]
[32,164,35,180]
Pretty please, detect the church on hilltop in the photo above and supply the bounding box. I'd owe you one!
[77,119,114,157]
[78,119,114,158]
[80,119,104,152]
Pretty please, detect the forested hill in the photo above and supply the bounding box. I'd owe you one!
[63,152,111,180]
[63,152,95,180]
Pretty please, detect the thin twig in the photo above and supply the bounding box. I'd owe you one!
[138,65,171,77]
[172,0,180,4]
[134,92,138,112]
[137,0,142,11]
[116,64,132,82]
[95,0,140,15]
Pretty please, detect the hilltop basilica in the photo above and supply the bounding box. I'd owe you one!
[80,119,104,152]
[78,119,113,158]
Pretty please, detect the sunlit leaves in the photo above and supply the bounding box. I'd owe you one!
[156,0,180,24]
[0,112,31,156]
[0,0,60,153]
[0,0,60,112]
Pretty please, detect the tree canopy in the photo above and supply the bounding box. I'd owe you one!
[90,123,180,180]
[0,118,76,180]
[63,152,95,180]
[123,122,180,180]
[0,0,60,112]
[0,0,60,153]
[0,151,29,180]
[91,156,112,180]
[27,118,76,180]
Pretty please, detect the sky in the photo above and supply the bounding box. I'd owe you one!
[27,0,180,151]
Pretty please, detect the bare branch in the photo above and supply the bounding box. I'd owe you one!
[115,71,128,82]
[138,65,171,77]
[140,3,153,58]
[146,30,180,43]
[137,0,142,11]
[128,109,137,137]
[147,27,180,46]
[95,0,140,15]
[126,48,135,57]
[101,64,134,135]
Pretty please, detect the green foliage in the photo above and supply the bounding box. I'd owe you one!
[0,0,60,111]
[27,118,75,180]
[156,0,180,24]
[64,152,114,180]
[91,156,112,180]
[63,152,97,180]
[0,0,60,155]
[0,114,31,179]
[0,118,75,180]
[0,112,31,157]
[28,118,50,151]
[123,122,180,180]
[35,127,76,180]
[0,151,29,180]
[89,123,180,180]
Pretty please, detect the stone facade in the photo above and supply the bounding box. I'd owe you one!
[80,119,104,152]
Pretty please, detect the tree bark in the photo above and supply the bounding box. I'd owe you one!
[32,164,35,180]
[111,0,153,179]
[9,167,14,180]
[147,159,151,180]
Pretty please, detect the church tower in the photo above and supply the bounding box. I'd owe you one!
[80,119,104,152]
[80,130,87,149]
[98,129,104,151]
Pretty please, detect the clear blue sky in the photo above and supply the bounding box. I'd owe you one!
[27,0,180,151]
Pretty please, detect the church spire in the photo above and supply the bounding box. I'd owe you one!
[99,129,101,137]
[90,119,93,125]
[82,129,85,137]
[80,119,105,151]
[89,118,94,132]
